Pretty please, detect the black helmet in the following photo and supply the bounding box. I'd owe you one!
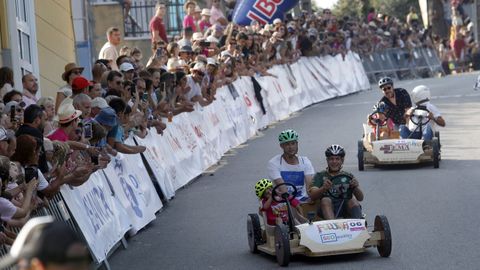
[378,77,393,88]
[325,144,345,157]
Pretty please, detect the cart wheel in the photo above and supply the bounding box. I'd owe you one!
[434,131,441,148]
[374,215,392,257]
[357,140,364,171]
[247,214,262,253]
[275,224,291,266]
[432,138,440,169]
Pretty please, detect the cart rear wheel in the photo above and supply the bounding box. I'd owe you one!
[432,138,440,169]
[275,224,290,266]
[247,214,262,253]
[357,140,364,171]
[374,215,392,257]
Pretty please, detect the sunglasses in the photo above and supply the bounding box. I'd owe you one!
[382,86,392,91]
[72,70,82,75]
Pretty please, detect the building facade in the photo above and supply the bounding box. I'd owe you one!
[0,0,76,98]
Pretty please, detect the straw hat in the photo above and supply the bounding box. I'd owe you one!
[201,8,211,16]
[56,98,82,124]
[61,63,84,82]
[183,0,196,11]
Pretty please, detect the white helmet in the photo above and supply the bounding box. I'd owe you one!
[411,85,431,104]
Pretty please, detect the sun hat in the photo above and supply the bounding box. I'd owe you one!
[61,63,84,82]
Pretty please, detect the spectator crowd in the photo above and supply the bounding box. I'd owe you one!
[0,0,477,266]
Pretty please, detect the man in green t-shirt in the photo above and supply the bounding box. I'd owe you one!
[308,145,364,220]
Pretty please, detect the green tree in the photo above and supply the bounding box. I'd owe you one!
[332,0,368,20]
[371,0,420,22]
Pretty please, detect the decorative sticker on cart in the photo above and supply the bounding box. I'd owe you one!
[372,139,424,162]
[302,219,366,245]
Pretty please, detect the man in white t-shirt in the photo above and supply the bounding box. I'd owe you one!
[405,85,445,140]
[98,27,121,71]
[267,129,315,203]
[186,62,213,107]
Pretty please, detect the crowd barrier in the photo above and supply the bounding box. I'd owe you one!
[0,51,370,269]
[361,47,444,83]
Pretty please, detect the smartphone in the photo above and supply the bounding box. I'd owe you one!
[83,122,93,139]
[10,106,15,123]
[24,166,39,183]
[142,92,149,102]
[156,48,163,58]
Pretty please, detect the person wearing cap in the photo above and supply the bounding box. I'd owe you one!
[71,76,93,98]
[99,27,121,71]
[210,0,228,26]
[194,5,202,31]
[119,62,135,81]
[90,97,109,118]
[186,62,214,106]
[0,217,91,270]
[199,8,212,32]
[21,74,39,108]
[149,2,168,44]
[57,63,84,113]
[183,1,197,32]
[179,45,194,65]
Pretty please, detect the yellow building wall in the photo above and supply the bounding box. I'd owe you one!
[35,0,76,98]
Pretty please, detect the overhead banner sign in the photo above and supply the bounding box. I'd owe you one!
[232,0,299,25]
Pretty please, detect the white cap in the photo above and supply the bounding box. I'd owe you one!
[207,58,217,66]
[191,62,205,72]
[206,35,219,44]
[119,62,134,72]
[192,32,205,41]
[91,97,109,109]
[273,18,282,25]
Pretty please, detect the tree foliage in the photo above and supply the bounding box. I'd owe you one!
[332,0,420,22]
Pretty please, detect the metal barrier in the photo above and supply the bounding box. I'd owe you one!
[0,192,118,270]
[361,47,444,84]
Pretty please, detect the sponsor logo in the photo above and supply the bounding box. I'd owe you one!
[317,221,365,233]
[321,233,337,243]
[380,143,409,154]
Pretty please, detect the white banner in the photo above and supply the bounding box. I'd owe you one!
[60,171,131,263]
[102,143,163,234]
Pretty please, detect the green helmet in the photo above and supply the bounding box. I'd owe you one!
[255,178,273,198]
[278,129,299,144]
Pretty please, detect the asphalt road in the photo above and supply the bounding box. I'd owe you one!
[110,72,480,270]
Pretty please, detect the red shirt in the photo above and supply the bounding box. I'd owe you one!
[149,16,168,43]
[199,20,211,33]
[262,197,300,225]
[183,15,197,32]
[47,128,69,142]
